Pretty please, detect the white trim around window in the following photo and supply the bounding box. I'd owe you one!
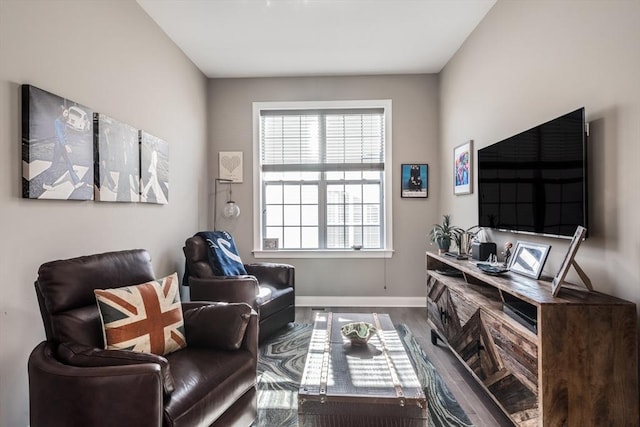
[252,99,393,259]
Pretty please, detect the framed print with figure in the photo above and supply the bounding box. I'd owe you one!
[140,131,169,205]
[401,164,428,198]
[22,84,94,200]
[94,113,139,203]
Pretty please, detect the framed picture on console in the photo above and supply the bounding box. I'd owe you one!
[552,226,591,295]
[508,241,551,280]
[454,140,473,195]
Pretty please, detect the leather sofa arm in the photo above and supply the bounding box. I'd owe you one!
[29,341,163,427]
[56,342,174,394]
[183,302,253,350]
[182,302,258,363]
[241,309,259,362]
[245,263,295,290]
[189,276,259,308]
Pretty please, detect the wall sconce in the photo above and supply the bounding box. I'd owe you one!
[214,178,240,230]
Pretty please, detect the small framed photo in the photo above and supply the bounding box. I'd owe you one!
[401,164,428,198]
[508,241,551,280]
[219,151,243,183]
[263,238,279,250]
[454,140,473,195]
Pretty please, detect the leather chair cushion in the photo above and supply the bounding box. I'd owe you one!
[164,347,256,427]
[258,285,294,319]
[184,303,252,350]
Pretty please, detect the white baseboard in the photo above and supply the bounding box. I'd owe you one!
[295,296,425,308]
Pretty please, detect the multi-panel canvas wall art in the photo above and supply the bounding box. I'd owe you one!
[22,85,94,200]
[94,114,140,202]
[140,131,169,204]
[22,84,169,205]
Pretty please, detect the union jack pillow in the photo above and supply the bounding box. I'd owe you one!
[95,272,186,356]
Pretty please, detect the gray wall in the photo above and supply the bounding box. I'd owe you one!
[440,1,640,307]
[0,1,208,425]
[208,75,440,299]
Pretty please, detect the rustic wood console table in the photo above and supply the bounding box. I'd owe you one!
[426,252,638,426]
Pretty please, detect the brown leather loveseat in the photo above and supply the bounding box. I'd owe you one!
[28,249,257,427]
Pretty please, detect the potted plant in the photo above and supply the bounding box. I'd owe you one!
[429,214,462,254]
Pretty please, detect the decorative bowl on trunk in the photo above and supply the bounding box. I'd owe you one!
[341,322,377,346]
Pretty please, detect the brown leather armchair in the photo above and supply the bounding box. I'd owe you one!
[28,249,258,427]
[183,235,295,342]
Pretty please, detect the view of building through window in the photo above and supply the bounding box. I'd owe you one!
[257,103,389,250]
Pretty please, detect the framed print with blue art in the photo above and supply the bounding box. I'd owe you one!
[401,164,428,198]
[454,140,473,195]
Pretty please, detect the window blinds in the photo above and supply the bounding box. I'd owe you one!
[260,109,385,172]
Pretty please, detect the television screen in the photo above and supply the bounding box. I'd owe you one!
[478,108,587,238]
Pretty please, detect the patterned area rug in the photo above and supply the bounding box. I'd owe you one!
[254,323,472,427]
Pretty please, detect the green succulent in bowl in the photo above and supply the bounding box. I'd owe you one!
[341,322,377,346]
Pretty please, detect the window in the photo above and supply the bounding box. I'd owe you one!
[253,100,393,258]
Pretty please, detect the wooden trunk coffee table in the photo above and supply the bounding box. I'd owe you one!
[298,312,427,427]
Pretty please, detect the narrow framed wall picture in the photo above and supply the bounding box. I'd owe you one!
[401,164,428,198]
[140,131,169,204]
[94,113,140,202]
[454,140,473,195]
[22,84,94,200]
[219,151,243,183]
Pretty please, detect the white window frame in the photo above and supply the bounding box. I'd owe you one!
[252,100,393,259]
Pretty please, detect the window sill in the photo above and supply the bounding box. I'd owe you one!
[252,249,394,259]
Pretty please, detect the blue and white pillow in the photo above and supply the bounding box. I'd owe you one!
[197,231,247,276]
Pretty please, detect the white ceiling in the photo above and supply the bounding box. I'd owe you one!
[137,0,496,78]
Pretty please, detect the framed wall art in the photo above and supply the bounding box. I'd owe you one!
[94,113,140,202]
[22,84,94,200]
[140,131,169,205]
[454,140,473,195]
[219,151,243,183]
[401,164,428,198]
[508,241,551,280]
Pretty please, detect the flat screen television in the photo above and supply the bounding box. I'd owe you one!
[478,108,587,238]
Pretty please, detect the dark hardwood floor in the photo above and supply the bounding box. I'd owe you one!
[294,306,514,427]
